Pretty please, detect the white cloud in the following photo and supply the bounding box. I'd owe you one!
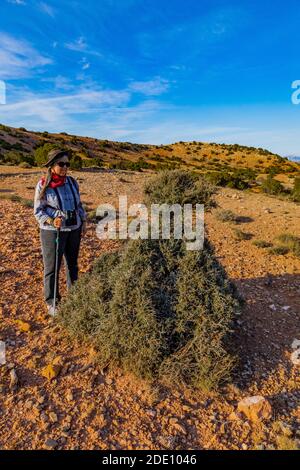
[65,36,87,52]
[65,36,103,58]
[0,85,131,129]
[80,57,90,71]
[128,77,170,96]
[38,2,55,17]
[0,32,52,79]
[6,0,26,5]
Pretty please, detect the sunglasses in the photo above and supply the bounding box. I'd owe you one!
[57,161,70,168]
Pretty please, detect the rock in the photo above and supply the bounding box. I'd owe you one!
[291,339,300,350]
[277,421,293,437]
[106,377,113,385]
[44,438,58,449]
[291,350,300,366]
[52,356,63,366]
[237,396,272,422]
[228,411,242,421]
[15,320,31,332]
[40,412,48,422]
[65,390,74,402]
[49,412,58,423]
[41,364,61,381]
[9,368,18,389]
[0,341,6,365]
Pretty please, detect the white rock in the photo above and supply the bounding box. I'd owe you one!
[0,341,5,365]
[291,350,300,366]
[291,339,300,350]
[9,368,18,389]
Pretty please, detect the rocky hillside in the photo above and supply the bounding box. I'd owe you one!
[1,123,299,177]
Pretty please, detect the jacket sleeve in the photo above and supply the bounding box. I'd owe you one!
[73,178,87,222]
[33,181,60,225]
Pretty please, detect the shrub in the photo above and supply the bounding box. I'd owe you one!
[59,237,240,390]
[205,170,252,190]
[144,170,216,209]
[18,162,32,168]
[216,209,238,223]
[59,170,240,391]
[70,154,82,170]
[34,143,59,166]
[268,246,290,255]
[82,157,103,168]
[261,175,284,195]
[276,234,300,257]
[291,177,300,202]
[253,240,273,248]
[233,229,252,241]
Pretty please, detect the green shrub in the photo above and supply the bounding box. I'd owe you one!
[276,234,300,257]
[59,237,240,390]
[59,170,240,391]
[70,154,82,170]
[144,170,216,208]
[253,240,273,248]
[34,143,59,166]
[82,157,103,167]
[261,175,284,195]
[233,229,252,241]
[291,177,300,202]
[18,161,31,168]
[205,169,253,190]
[268,246,290,255]
[216,209,237,223]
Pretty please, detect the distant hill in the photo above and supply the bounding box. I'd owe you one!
[0,123,300,177]
[287,156,300,162]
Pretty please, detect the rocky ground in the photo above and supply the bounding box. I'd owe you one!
[0,166,299,450]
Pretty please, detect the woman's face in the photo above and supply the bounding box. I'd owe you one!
[52,155,69,176]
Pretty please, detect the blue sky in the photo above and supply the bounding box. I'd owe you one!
[0,0,300,155]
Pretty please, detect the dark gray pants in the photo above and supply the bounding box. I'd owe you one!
[40,226,82,305]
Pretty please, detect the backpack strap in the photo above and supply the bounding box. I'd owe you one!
[67,176,78,210]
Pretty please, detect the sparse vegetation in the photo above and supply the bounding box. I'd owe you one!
[216,209,238,223]
[232,228,252,241]
[275,234,300,257]
[291,177,300,202]
[268,246,290,256]
[253,240,273,248]
[261,175,284,196]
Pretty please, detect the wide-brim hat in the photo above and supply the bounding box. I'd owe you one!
[43,149,71,167]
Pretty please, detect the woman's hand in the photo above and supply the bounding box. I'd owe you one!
[53,217,63,229]
[81,220,87,237]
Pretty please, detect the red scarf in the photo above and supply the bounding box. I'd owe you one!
[41,173,67,189]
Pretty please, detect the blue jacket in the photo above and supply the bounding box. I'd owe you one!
[34,176,87,231]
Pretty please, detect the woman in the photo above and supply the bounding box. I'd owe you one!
[34,149,87,316]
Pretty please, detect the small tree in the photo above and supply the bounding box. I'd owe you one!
[34,143,58,166]
[70,154,82,170]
